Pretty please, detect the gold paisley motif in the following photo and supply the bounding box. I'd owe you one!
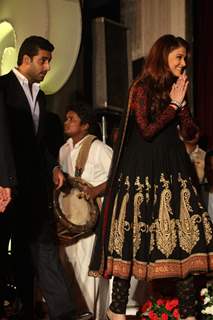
[154,184,158,205]
[202,212,213,244]
[149,222,156,253]
[192,185,197,195]
[177,174,200,254]
[108,193,118,254]
[134,177,144,217]
[192,184,205,209]
[113,176,130,256]
[155,174,177,257]
[145,176,151,203]
[133,177,145,258]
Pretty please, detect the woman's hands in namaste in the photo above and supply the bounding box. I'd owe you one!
[170,72,189,105]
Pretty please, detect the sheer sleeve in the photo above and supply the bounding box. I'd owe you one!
[178,105,198,140]
[131,84,177,140]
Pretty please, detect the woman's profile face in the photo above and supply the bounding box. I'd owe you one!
[168,46,187,77]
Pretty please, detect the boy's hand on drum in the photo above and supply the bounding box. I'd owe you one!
[81,182,107,200]
[53,166,65,189]
[81,185,97,200]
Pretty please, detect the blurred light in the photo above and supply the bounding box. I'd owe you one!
[0,21,17,75]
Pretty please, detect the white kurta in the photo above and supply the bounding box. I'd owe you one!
[59,136,113,320]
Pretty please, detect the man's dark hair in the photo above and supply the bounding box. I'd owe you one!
[67,103,97,134]
[17,35,54,66]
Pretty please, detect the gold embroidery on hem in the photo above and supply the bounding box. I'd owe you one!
[113,176,130,256]
[177,174,200,254]
[133,177,144,258]
[108,193,118,254]
[155,174,176,257]
[145,176,151,203]
[104,253,213,280]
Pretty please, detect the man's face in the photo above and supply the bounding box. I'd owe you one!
[26,49,52,83]
[64,111,88,138]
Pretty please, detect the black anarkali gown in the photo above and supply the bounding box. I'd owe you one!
[89,80,213,281]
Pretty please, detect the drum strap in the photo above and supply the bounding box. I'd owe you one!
[75,134,97,177]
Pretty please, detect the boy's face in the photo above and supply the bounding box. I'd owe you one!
[64,111,87,138]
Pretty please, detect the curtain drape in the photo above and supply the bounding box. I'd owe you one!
[194,0,213,149]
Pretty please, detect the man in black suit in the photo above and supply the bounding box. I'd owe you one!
[0,90,16,319]
[0,89,16,210]
[0,36,90,320]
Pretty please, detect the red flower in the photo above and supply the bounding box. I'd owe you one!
[138,297,179,320]
[161,313,168,320]
[140,299,153,313]
[148,310,159,320]
[165,298,179,311]
[156,298,165,306]
[172,308,180,319]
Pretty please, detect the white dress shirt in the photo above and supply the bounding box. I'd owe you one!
[13,68,40,132]
[59,135,112,186]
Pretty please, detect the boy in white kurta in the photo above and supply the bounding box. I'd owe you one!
[53,104,113,320]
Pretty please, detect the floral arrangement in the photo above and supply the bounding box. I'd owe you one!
[200,282,213,319]
[136,297,179,320]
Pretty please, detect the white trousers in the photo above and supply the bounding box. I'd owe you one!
[65,234,111,320]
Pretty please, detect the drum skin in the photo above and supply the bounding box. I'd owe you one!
[53,176,100,245]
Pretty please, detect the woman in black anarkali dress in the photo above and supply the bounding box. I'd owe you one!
[89,35,213,320]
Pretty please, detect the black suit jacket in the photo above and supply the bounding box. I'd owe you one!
[0,90,16,187]
[0,71,56,238]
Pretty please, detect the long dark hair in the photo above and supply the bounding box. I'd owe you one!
[139,34,190,115]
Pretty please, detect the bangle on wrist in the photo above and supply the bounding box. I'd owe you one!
[170,99,186,110]
[170,99,182,107]
[170,102,180,110]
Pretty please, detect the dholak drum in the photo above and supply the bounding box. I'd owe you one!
[53,175,100,245]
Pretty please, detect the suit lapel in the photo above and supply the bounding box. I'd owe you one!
[7,71,32,113]
[7,71,46,140]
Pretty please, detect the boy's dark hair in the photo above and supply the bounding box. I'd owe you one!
[67,103,97,134]
[17,35,54,66]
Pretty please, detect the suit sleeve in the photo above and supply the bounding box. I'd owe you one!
[0,90,17,187]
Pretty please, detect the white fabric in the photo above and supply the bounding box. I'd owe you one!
[59,136,112,186]
[13,68,40,131]
[189,145,206,183]
[59,136,113,319]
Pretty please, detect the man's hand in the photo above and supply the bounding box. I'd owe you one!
[0,187,11,213]
[53,166,65,189]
